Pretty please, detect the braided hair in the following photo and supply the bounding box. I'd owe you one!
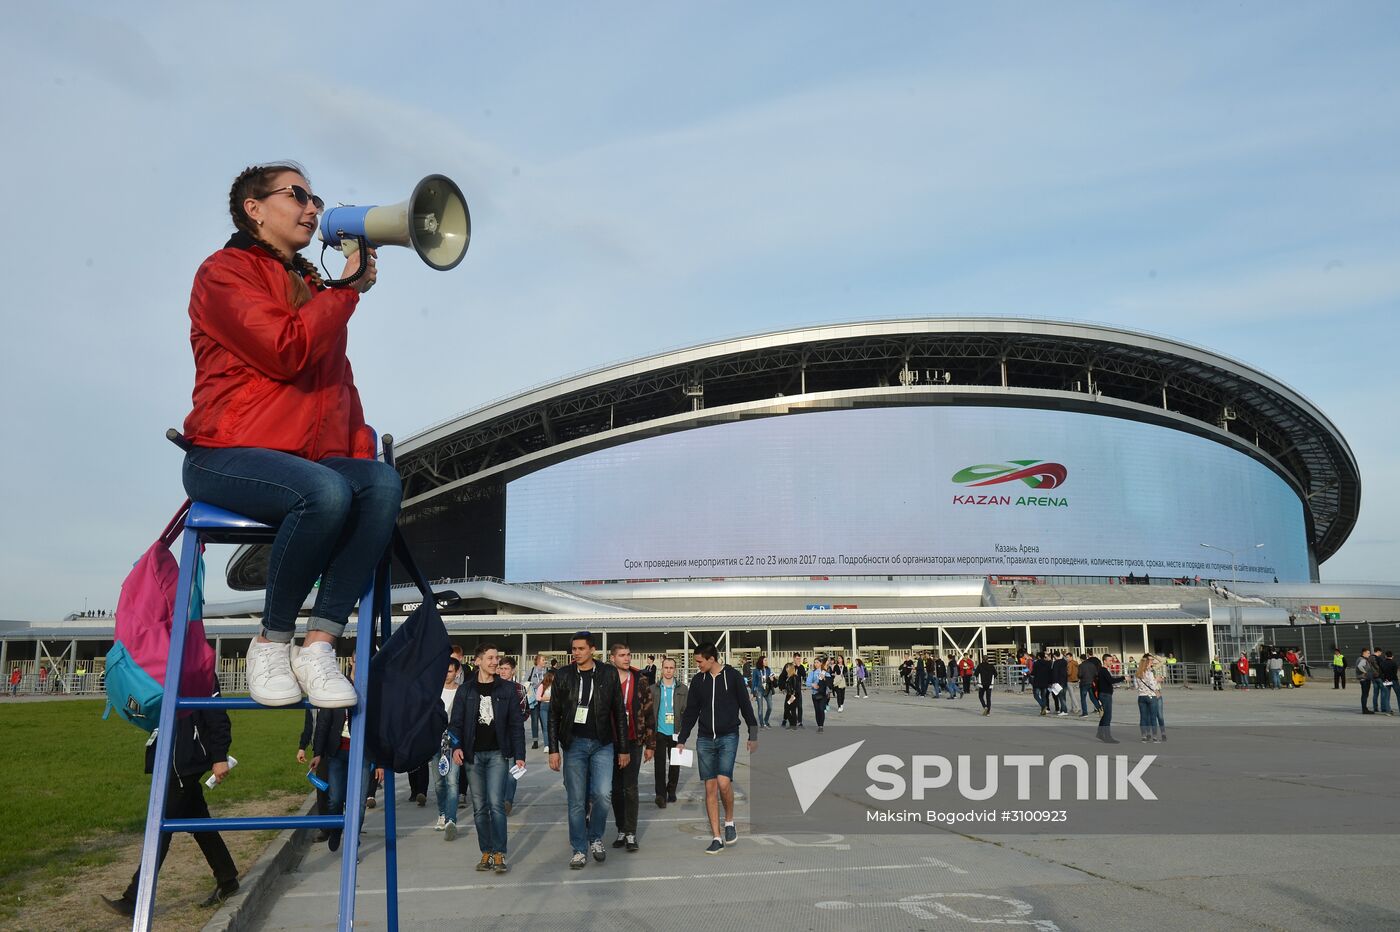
[228,162,325,307]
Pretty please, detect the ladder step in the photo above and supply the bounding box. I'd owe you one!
[163,815,344,832]
[176,697,314,711]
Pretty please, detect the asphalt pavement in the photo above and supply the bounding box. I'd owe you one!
[251,679,1400,931]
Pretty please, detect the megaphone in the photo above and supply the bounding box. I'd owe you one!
[319,174,470,283]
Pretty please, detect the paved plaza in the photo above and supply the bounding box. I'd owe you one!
[252,682,1400,931]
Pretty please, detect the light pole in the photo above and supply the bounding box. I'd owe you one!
[1200,542,1264,590]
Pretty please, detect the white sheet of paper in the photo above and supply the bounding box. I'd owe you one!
[669,747,695,768]
[509,763,526,780]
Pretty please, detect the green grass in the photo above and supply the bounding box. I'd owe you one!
[0,700,310,919]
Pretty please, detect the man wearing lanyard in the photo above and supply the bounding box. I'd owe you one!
[548,631,627,870]
[647,657,688,807]
[609,643,654,852]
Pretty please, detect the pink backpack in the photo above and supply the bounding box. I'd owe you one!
[104,502,217,729]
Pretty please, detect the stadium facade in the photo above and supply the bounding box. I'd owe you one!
[382,318,1359,586]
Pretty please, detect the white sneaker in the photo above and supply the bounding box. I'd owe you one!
[435,815,446,831]
[246,637,302,706]
[292,641,357,708]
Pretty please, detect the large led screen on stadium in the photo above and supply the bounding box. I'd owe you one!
[505,406,1311,583]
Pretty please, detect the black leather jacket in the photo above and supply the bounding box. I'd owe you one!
[298,707,353,760]
[547,662,627,752]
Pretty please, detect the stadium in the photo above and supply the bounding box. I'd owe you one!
[6,318,1396,685]
[384,317,1358,584]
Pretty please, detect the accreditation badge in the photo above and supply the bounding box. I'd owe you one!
[574,705,590,724]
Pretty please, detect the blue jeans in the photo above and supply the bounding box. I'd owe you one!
[529,702,543,742]
[697,731,740,781]
[1100,692,1115,727]
[467,753,509,854]
[1080,683,1100,712]
[753,690,772,725]
[538,702,551,750]
[1137,695,1165,738]
[1033,686,1049,711]
[563,738,614,854]
[945,677,959,698]
[431,750,459,823]
[326,753,372,833]
[182,447,401,640]
[1270,669,1283,688]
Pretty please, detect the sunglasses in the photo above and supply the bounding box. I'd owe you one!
[258,184,325,212]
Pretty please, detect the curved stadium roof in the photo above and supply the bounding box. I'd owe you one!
[393,318,1360,565]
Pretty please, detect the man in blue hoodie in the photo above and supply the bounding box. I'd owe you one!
[676,643,758,854]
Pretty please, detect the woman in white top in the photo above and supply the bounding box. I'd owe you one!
[1133,654,1165,742]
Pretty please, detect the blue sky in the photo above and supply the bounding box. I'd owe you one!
[1,1,1396,618]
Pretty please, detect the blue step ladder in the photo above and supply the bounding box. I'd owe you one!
[132,435,401,931]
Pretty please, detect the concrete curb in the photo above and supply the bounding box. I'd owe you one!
[202,792,318,932]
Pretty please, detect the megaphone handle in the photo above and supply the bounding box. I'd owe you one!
[320,235,371,288]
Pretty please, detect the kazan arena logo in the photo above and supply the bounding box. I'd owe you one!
[951,461,1067,489]
[950,461,1069,507]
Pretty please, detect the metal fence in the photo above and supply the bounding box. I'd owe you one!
[0,657,347,698]
[2,659,107,695]
[3,654,1331,701]
[873,661,1224,691]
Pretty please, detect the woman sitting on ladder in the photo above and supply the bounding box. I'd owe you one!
[180,162,400,708]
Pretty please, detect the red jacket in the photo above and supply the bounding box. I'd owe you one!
[182,234,372,460]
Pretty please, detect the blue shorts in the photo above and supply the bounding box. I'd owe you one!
[696,732,739,781]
